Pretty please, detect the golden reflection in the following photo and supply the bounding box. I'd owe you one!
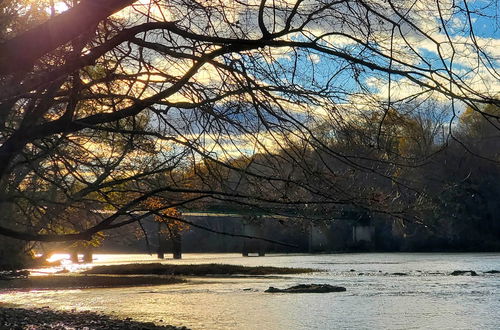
[45,253,70,264]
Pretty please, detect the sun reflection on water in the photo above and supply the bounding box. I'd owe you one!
[45,253,70,264]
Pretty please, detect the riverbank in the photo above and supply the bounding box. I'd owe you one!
[0,263,316,290]
[0,307,187,329]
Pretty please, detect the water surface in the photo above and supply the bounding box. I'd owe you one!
[1,253,499,329]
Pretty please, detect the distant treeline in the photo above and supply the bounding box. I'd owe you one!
[179,102,500,252]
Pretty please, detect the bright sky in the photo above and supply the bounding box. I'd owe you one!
[45,0,500,159]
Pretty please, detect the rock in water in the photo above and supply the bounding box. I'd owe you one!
[450,270,478,276]
[265,284,346,293]
[484,270,500,274]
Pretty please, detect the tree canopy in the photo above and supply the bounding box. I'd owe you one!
[0,0,499,243]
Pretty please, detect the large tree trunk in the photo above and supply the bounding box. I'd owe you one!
[0,237,31,270]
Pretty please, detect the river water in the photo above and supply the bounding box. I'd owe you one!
[1,253,499,329]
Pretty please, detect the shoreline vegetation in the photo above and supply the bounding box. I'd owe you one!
[84,263,318,276]
[0,263,317,290]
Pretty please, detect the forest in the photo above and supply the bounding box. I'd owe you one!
[0,0,499,268]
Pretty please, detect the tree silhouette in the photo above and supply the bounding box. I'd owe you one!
[0,0,498,243]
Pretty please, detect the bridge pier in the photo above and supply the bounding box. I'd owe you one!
[242,219,266,256]
[69,247,93,263]
[82,247,93,263]
[70,250,78,263]
[157,223,167,259]
[172,232,182,259]
[157,223,182,259]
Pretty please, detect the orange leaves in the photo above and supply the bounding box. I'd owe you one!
[142,196,189,235]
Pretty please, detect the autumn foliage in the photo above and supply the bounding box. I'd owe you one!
[142,197,189,238]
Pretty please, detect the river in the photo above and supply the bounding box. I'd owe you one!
[1,253,499,329]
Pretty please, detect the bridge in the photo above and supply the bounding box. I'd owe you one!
[42,207,374,263]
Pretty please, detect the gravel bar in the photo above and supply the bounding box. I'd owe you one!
[0,307,189,330]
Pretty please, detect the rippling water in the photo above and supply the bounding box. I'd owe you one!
[2,253,500,329]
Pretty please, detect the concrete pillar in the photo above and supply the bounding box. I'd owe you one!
[308,223,313,253]
[157,223,166,259]
[70,250,79,263]
[172,232,182,259]
[242,240,249,256]
[242,221,267,256]
[83,247,93,263]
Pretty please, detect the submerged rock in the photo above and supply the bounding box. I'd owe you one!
[265,284,346,293]
[56,268,70,274]
[450,270,478,276]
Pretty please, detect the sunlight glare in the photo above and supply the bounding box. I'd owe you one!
[45,1,69,15]
[46,253,70,263]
